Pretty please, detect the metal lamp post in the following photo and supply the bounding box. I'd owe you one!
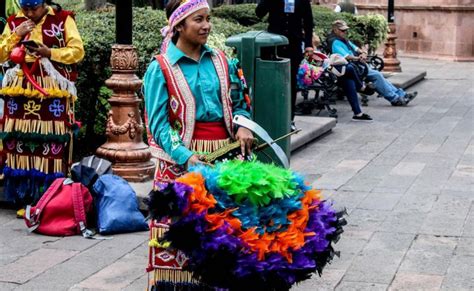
[383,0,402,72]
[96,0,155,182]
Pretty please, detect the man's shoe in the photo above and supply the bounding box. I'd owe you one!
[405,91,418,104]
[352,113,373,122]
[391,98,407,106]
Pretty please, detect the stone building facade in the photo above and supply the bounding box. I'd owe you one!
[317,0,474,61]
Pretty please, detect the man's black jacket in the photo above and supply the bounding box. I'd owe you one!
[256,0,314,48]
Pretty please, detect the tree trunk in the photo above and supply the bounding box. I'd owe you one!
[84,0,107,11]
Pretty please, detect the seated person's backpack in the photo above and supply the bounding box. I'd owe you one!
[24,178,93,236]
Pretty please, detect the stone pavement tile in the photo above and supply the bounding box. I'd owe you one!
[335,281,388,291]
[71,242,148,290]
[326,230,372,271]
[437,135,471,155]
[292,269,345,291]
[458,153,474,166]
[451,164,474,178]
[353,165,393,180]
[313,168,359,190]
[0,282,18,290]
[43,235,102,252]
[455,237,474,256]
[442,175,474,192]
[370,153,405,167]
[344,209,390,233]
[419,216,465,237]
[401,153,459,169]
[357,192,403,211]
[343,232,414,284]
[411,131,448,153]
[123,272,149,291]
[390,162,426,176]
[441,255,474,290]
[0,248,79,284]
[429,194,471,216]
[326,191,369,212]
[339,177,382,193]
[380,211,427,234]
[461,207,474,237]
[0,220,61,265]
[465,144,474,156]
[393,191,438,213]
[371,175,417,194]
[0,209,16,226]
[18,233,148,290]
[336,160,370,171]
[398,235,457,275]
[428,116,462,137]
[389,273,443,290]
[411,143,443,154]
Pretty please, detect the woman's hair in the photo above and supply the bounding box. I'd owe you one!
[166,0,184,44]
[45,0,62,12]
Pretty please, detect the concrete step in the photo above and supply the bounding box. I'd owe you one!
[384,70,427,89]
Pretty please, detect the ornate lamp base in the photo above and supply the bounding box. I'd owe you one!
[383,23,402,72]
[96,44,155,182]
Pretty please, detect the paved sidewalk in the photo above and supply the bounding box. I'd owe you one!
[0,57,473,290]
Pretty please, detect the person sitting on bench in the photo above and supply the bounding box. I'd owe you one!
[328,20,417,106]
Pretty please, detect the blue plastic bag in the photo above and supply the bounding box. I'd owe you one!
[92,174,148,234]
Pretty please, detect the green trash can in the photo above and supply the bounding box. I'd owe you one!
[226,31,291,167]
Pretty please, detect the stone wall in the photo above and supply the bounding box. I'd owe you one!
[315,0,474,61]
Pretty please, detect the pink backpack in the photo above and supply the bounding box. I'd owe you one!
[24,178,93,236]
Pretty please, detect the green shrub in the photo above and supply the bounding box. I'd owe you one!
[212,4,264,27]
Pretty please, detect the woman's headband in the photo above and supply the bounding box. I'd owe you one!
[160,0,210,53]
[19,0,44,8]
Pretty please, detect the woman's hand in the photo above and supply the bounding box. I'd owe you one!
[235,127,254,156]
[14,20,35,38]
[27,43,51,58]
[187,154,211,168]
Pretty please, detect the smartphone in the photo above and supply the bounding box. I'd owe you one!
[21,40,39,48]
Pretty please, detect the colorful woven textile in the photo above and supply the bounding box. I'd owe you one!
[146,160,346,290]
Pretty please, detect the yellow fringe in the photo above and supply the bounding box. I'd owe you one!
[5,154,64,173]
[0,75,77,101]
[3,118,71,135]
[189,138,230,154]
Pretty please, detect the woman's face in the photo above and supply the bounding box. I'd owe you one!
[176,8,211,46]
[22,4,48,23]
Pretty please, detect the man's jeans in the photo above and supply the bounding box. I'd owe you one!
[366,68,406,102]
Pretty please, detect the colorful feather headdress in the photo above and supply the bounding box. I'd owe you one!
[146,160,346,289]
[160,0,210,53]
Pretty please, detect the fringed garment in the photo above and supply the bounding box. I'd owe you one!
[0,9,79,204]
[145,50,234,290]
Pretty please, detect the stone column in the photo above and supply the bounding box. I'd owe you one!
[95,45,155,182]
[383,23,402,72]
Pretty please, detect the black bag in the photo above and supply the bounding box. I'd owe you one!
[71,155,112,188]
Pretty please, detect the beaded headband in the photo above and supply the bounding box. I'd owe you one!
[19,0,44,8]
[160,0,210,53]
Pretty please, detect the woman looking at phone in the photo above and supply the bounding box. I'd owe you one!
[0,0,84,216]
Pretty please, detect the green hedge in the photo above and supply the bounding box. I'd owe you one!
[212,4,388,52]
